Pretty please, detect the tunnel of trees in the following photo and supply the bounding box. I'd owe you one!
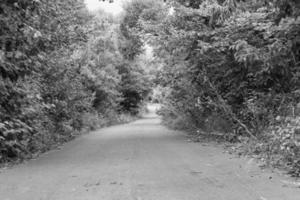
[0,0,300,176]
[0,0,153,162]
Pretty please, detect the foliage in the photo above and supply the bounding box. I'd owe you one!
[130,0,300,176]
[118,1,157,114]
[0,0,152,163]
[0,0,92,162]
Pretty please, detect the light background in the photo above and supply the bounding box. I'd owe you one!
[85,0,125,15]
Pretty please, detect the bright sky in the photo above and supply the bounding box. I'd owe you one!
[85,0,125,15]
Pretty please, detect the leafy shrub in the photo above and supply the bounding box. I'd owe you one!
[0,0,151,163]
[81,112,108,131]
[0,120,33,162]
[249,117,300,177]
[128,0,300,176]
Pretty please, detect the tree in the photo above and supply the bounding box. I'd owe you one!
[128,0,300,176]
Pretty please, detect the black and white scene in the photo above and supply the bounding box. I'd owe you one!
[0,0,300,199]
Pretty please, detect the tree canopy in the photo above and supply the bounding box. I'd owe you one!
[1,0,299,177]
[0,0,152,163]
[124,0,300,176]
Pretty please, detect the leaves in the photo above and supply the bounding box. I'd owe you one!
[129,0,300,176]
[0,0,153,163]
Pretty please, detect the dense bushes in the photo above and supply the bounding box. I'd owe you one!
[1,0,92,162]
[127,0,300,176]
[0,0,151,163]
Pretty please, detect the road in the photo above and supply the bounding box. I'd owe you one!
[0,105,299,200]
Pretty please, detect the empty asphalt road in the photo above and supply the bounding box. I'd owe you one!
[0,105,300,200]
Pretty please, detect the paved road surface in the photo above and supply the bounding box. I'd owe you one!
[0,105,300,200]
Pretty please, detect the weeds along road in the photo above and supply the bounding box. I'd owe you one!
[0,105,299,200]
